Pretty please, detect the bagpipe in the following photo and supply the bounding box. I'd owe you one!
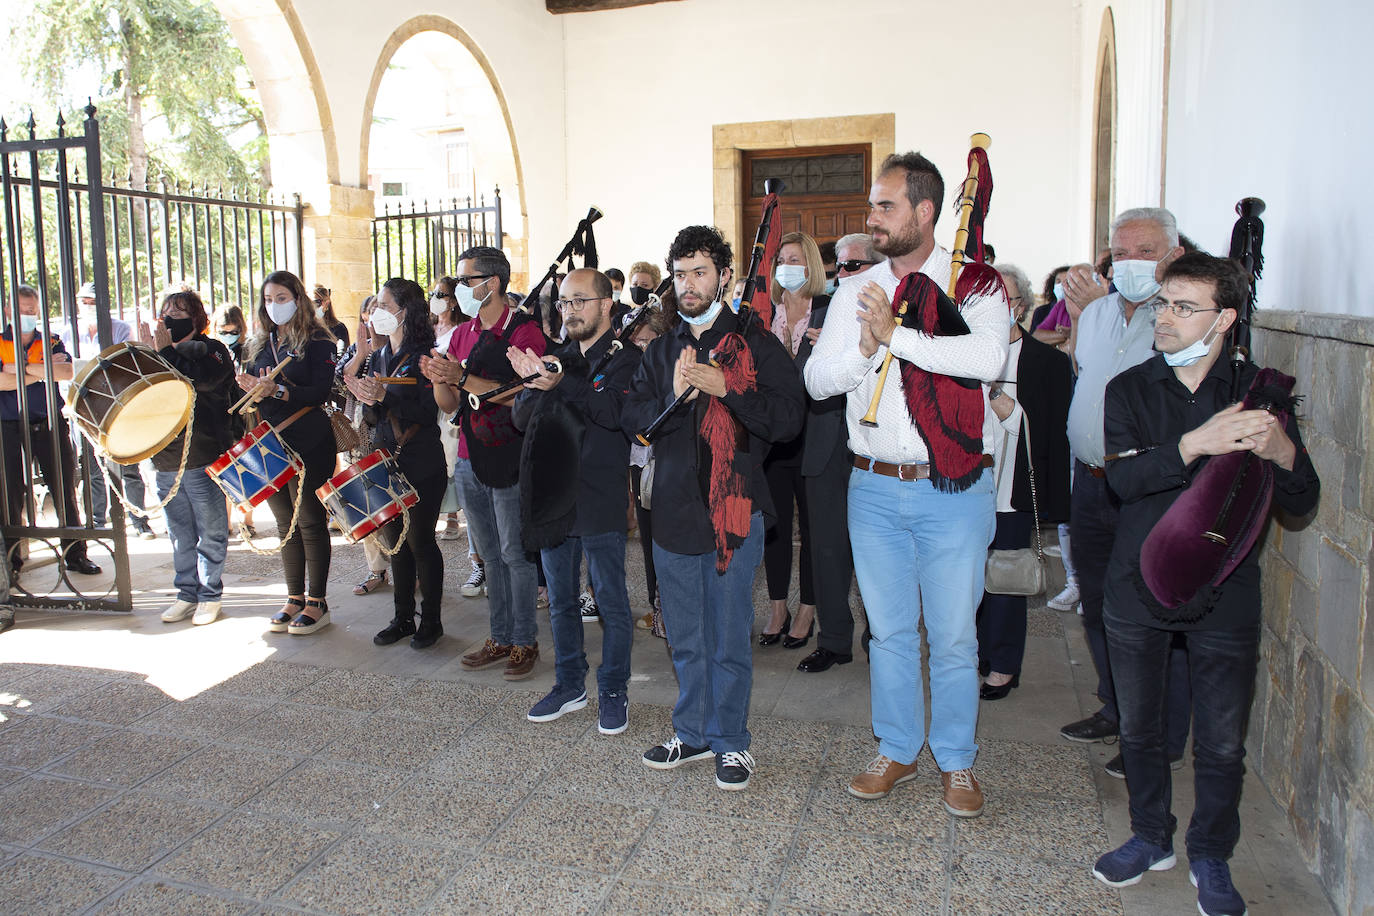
[1135,197,1298,620]
[588,276,673,387]
[633,179,785,446]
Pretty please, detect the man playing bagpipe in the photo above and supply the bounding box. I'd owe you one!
[805,150,1008,817]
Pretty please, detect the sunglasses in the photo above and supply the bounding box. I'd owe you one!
[837,259,878,272]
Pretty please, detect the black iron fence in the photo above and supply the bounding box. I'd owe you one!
[372,190,502,287]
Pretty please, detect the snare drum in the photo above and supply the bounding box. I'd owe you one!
[207,421,303,510]
[66,342,194,465]
[315,449,418,543]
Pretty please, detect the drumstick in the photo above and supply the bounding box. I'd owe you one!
[372,376,417,385]
[230,356,297,415]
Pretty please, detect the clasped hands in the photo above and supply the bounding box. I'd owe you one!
[343,372,387,406]
[672,346,726,401]
[855,282,896,358]
[1179,403,1296,470]
[507,346,561,391]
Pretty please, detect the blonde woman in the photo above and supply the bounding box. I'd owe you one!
[236,270,338,634]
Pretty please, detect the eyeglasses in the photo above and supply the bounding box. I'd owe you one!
[1147,300,1223,319]
[837,259,878,272]
[455,274,494,287]
[555,296,606,312]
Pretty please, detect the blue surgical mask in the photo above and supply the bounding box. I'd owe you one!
[1162,312,1223,367]
[730,296,742,313]
[824,277,838,296]
[679,300,723,327]
[1053,281,1065,302]
[1113,259,1161,303]
[774,264,807,292]
[218,332,239,346]
[454,281,490,318]
[18,314,39,334]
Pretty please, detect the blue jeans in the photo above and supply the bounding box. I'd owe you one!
[1106,613,1257,860]
[849,467,995,771]
[652,513,764,754]
[542,530,633,693]
[156,467,228,602]
[454,458,536,646]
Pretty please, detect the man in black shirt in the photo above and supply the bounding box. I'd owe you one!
[511,268,641,736]
[1091,253,1319,916]
[622,226,804,790]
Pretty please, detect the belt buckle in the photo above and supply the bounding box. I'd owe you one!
[897,462,919,481]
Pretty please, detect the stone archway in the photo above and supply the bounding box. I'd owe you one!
[360,16,530,290]
[1091,7,1118,256]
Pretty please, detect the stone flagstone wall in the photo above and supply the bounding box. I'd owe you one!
[1249,310,1374,916]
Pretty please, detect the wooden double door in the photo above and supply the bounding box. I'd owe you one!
[742,143,872,248]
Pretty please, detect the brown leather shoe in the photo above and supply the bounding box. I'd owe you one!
[461,638,511,670]
[941,768,984,818]
[847,754,919,799]
[502,643,539,681]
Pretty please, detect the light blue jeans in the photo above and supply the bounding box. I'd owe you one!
[454,458,537,647]
[156,467,229,603]
[848,466,995,771]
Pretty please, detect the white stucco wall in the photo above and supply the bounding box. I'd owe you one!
[1164,0,1372,316]
[561,0,1082,292]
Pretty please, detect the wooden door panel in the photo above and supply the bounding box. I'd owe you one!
[742,144,872,248]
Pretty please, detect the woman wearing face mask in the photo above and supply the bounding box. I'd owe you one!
[345,278,447,649]
[142,290,236,626]
[236,270,339,634]
[214,305,247,365]
[430,277,467,541]
[758,231,829,650]
[313,285,350,352]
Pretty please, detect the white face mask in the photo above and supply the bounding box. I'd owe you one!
[266,298,297,326]
[370,309,400,336]
[19,314,39,334]
[611,287,623,303]
[775,264,807,292]
[454,281,490,318]
[1162,312,1224,367]
[678,299,723,327]
[429,293,449,316]
[1053,281,1065,302]
[1113,259,1161,303]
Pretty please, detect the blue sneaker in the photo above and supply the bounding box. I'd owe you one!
[1190,858,1247,915]
[527,684,587,722]
[1092,835,1177,888]
[597,690,628,735]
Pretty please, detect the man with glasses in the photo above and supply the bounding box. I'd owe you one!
[509,268,641,735]
[1091,253,1318,915]
[1060,208,1193,780]
[422,246,546,680]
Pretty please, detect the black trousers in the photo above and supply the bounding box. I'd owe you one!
[764,456,813,605]
[1,417,88,562]
[804,443,854,654]
[976,510,1033,675]
[629,464,656,601]
[381,468,445,625]
[266,438,334,598]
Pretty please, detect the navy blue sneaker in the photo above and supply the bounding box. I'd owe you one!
[1092,835,1177,888]
[1190,858,1247,915]
[527,684,587,723]
[597,690,628,735]
[642,736,712,770]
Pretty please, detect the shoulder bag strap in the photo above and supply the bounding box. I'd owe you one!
[1018,410,1044,561]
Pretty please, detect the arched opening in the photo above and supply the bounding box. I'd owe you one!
[1092,7,1118,256]
[360,16,527,290]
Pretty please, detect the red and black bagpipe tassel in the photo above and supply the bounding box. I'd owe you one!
[699,332,758,573]
[735,179,785,334]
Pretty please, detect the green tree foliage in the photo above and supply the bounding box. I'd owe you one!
[12,0,268,191]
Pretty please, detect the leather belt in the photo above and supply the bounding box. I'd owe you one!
[1077,459,1106,479]
[853,454,993,481]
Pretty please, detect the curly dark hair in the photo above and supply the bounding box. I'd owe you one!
[666,225,732,275]
[382,277,437,352]
[1160,252,1250,314]
[1042,265,1070,303]
[879,152,945,226]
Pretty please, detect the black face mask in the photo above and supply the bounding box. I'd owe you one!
[628,286,650,307]
[163,316,195,341]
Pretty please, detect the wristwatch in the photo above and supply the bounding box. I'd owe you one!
[989,387,1004,401]
[272,384,288,401]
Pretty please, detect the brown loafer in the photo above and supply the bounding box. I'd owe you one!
[941,768,985,818]
[461,638,511,670]
[503,643,539,681]
[847,754,919,799]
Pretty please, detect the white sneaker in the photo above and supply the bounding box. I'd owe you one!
[1047,581,1080,611]
[192,601,221,626]
[161,599,196,623]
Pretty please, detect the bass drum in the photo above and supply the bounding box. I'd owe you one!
[66,342,194,465]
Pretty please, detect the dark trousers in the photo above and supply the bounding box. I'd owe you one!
[630,464,657,602]
[804,443,854,654]
[382,469,445,625]
[977,510,1032,676]
[1106,614,1258,860]
[764,457,813,605]
[1,417,88,561]
[266,438,334,598]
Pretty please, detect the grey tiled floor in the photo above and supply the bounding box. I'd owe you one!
[0,525,1335,915]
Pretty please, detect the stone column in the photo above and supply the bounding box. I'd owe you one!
[302,183,376,328]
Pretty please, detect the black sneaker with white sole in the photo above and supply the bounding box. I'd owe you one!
[578,591,600,622]
[460,565,486,598]
[1105,752,1186,779]
[715,750,756,790]
[642,736,712,770]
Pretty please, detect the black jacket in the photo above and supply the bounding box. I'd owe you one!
[1104,355,1320,630]
[1007,332,1074,522]
[796,299,850,478]
[364,340,444,482]
[621,307,805,557]
[152,333,236,471]
[246,331,338,455]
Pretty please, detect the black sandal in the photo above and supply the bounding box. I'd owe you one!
[269,597,305,633]
[289,597,331,635]
[353,571,388,596]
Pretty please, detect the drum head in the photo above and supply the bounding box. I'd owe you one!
[102,377,195,464]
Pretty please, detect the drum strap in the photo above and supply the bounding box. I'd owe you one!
[275,405,317,433]
[388,417,421,454]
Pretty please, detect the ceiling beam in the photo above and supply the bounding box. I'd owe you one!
[546,0,682,13]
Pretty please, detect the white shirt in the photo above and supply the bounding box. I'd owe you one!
[804,246,1010,464]
[990,336,1025,513]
